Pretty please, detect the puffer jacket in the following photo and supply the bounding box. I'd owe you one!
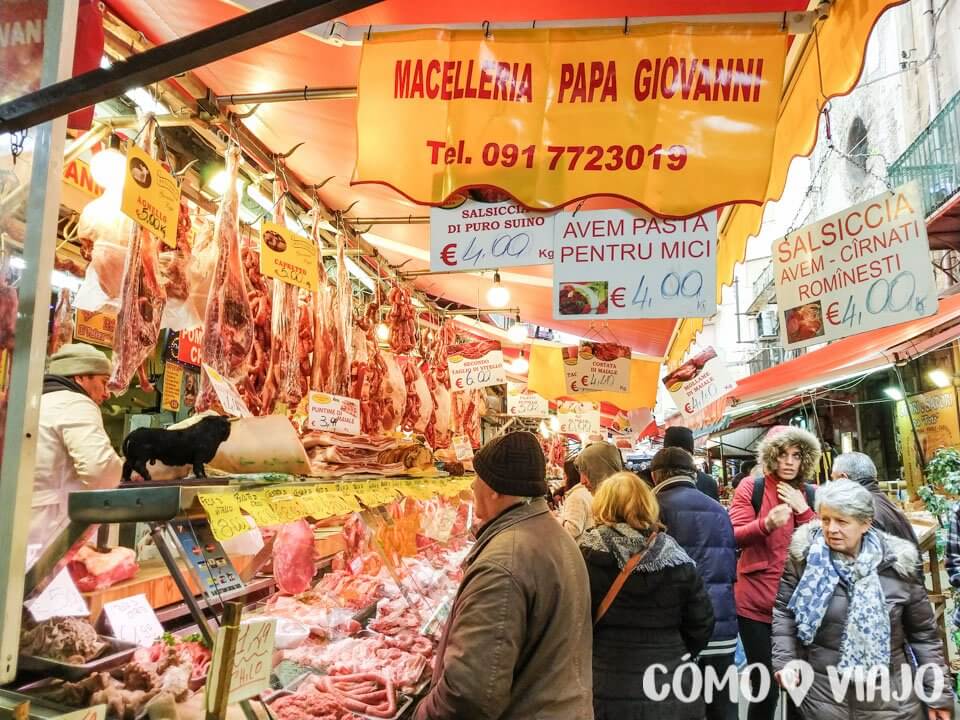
[772,524,954,720]
[415,499,593,720]
[655,475,737,647]
[581,524,714,720]
[730,425,821,623]
[30,377,122,555]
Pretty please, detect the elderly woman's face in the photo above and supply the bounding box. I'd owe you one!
[820,504,872,556]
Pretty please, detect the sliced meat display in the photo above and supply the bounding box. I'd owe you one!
[300,432,398,452]
[400,356,432,434]
[273,519,317,595]
[196,143,255,412]
[107,117,167,395]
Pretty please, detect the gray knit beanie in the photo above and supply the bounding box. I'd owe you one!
[47,343,111,377]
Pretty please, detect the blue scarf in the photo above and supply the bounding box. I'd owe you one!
[788,527,890,671]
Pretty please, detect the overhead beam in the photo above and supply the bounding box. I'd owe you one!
[216,87,358,106]
[0,0,382,134]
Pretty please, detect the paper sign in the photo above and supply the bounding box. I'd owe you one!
[507,382,550,417]
[773,183,937,349]
[103,594,164,647]
[578,341,631,393]
[557,401,602,436]
[161,362,184,412]
[264,488,308,523]
[562,345,590,394]
[453,435,474,461]
[662,346,736,417]
[26,567,89,622]
[52,707,106,720]
[74,309,117,347]
[207,619,276,709]
[121,145,181,249]
[447,339,507,391]
[198,494,252,542]
[202,363,252,417]
[307,392,361,435]
[235,490,280,527]
[430,198,554,271]
[553,210,717,319]
[178,327,203,367]
[259,221,320,292]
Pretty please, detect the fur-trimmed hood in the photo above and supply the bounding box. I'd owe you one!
[756,426,822,480]
[787,523,919,579]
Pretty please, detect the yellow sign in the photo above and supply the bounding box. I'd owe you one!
[161,362,183,412]
[235,490,280,527]
[259,222,320,292]
[354,26,786,215]
[63,158,103,198]
[896,387,960,496]
[74,309,117,348]
[121,145,181,249]
[198,494,250,542]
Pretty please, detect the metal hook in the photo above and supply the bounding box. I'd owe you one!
[342,200,360,215]
[276,142,305,160]
[780,11,787,31]
[311,176,336,190]
[482,20,491,39]
[572,200,585,217]
[623,16,629,35]
[230,103,260,120]
[355,225,374,234]
[367,25,373,41]
[172,158,199,179]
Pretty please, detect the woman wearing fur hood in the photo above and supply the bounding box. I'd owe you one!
[772,480,953,720]
[729,425,822,720]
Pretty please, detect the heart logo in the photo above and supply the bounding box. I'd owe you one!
[781,660,815,707]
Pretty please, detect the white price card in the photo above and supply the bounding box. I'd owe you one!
[307,392,361,435]
[578,341,631,393]
[507,382,550,417]
[447,339,507,391]
[202,363,252,417]
[206,618,276,708]
[103,594,164,647]
[557,401,602,436]
[26,567,89,622]
[453,435,474,461]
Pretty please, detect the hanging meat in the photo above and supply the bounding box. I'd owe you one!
[424,319,455,449]
[297,291,313,399]
[196,143,255,413]
[310,206,340,394]
[351,304,406,435]
[334,228,353,396]
[452,389,485,448]
[185,214,216,326]
[400,357,432,434]
[241,224,271,415]
[48,288,75,355]
[0,256,17,458]
[159,199,199,331]
[386,282,416,354]
[76,192,135,305]
[107,118,167,395]
[381,352,407,433]
[260,177,302,414]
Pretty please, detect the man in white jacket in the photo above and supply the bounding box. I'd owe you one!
[29,343,122,564]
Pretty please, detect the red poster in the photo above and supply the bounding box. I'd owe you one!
[178,327,203,368]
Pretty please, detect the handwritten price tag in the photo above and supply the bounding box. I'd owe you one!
[336,483,363,512]
[202,364,251,417]
[206,619,276,708]
[198,494,251,542]
[264,489,307,523]
[315,486,351,516]
[26,567,89,622]
[453,435,474,461]
[235,490,280,527]
[103,594,164,647]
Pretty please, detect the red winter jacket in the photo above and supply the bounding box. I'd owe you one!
[729,474,816,624]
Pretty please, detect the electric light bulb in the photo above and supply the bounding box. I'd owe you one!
[928,369,951,388]
[209,170,245,196]
[507,320,527,344]
[90,148,126,192]
[376,322,391,342]
[550,415,560,432]
[539,421,550,438]
[511,352,529,374]
[486,271,510,308]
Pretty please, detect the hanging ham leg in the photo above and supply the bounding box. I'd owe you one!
[310,205,340,393]
[107,117,167,395]
[334,228,353,396]
[197,143,255,413]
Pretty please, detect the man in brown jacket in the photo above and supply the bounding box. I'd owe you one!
[414,431,594,720]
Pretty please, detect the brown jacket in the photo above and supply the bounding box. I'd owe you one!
[772,524,953,720]
[414,498,594,720]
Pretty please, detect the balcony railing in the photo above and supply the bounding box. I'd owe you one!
[746,345,803,375]
[889,90,960,218]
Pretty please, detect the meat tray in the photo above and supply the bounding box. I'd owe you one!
[18,636,138,681]
[266,672,418,720]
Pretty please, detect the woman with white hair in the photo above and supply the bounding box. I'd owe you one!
[772,480,953,719]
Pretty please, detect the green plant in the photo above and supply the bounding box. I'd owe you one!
[919,447,960,525]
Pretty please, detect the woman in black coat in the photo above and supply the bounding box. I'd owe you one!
[580,471,715,720]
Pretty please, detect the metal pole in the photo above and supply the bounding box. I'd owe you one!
[215,86,358,105]
[0,0,77,685]
[150,523,215,646]
[206,602,243,720]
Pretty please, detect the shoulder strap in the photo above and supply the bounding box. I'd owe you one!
[751,476,765,516]
[594,532,658,626]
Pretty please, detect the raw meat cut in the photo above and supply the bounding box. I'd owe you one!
[19,617,105,663]
[380,352,406,433]
[67,545,139,592]
[240,225,271,415]
[196,143,255,412]
[424,372,451,450]
[452,389,485,448]
[300,432,398,452]
[159,200,192,302]
[185,217,216,327]
[77,193,135,303]
[297,291,313,398]
[273,519,316,594]
[400,356,432,433]
[386,282,416,354]
[334,229,353,396]
[48,287,74,355]
[310,205,340,394]
[107,117,167,394]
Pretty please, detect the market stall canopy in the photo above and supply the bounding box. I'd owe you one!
[104,0,904,358]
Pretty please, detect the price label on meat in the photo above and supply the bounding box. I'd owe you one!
[507,382,550,417]
[264,488,308,523]
[553,209,717,319]
[291,486,328,519]
[120,145,181,248]
[557,401,602,435]
[355,26,786,215]
[102,594,164,647]
[578,341,631,393]
[202,364,252,417]
[259,221,320,292]
[453,435,474,461]
[335,483,364,512]
[206,619,276,708]
[773,183,938,349]
[662,346,736,417]
[447,339,507,391]
[198,494,251,542]
[235,490,280,526]
[430,197,555,271]
[563,346,590,394]
[307,392,361,435]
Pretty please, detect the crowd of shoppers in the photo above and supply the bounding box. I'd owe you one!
[418,427,953,720]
